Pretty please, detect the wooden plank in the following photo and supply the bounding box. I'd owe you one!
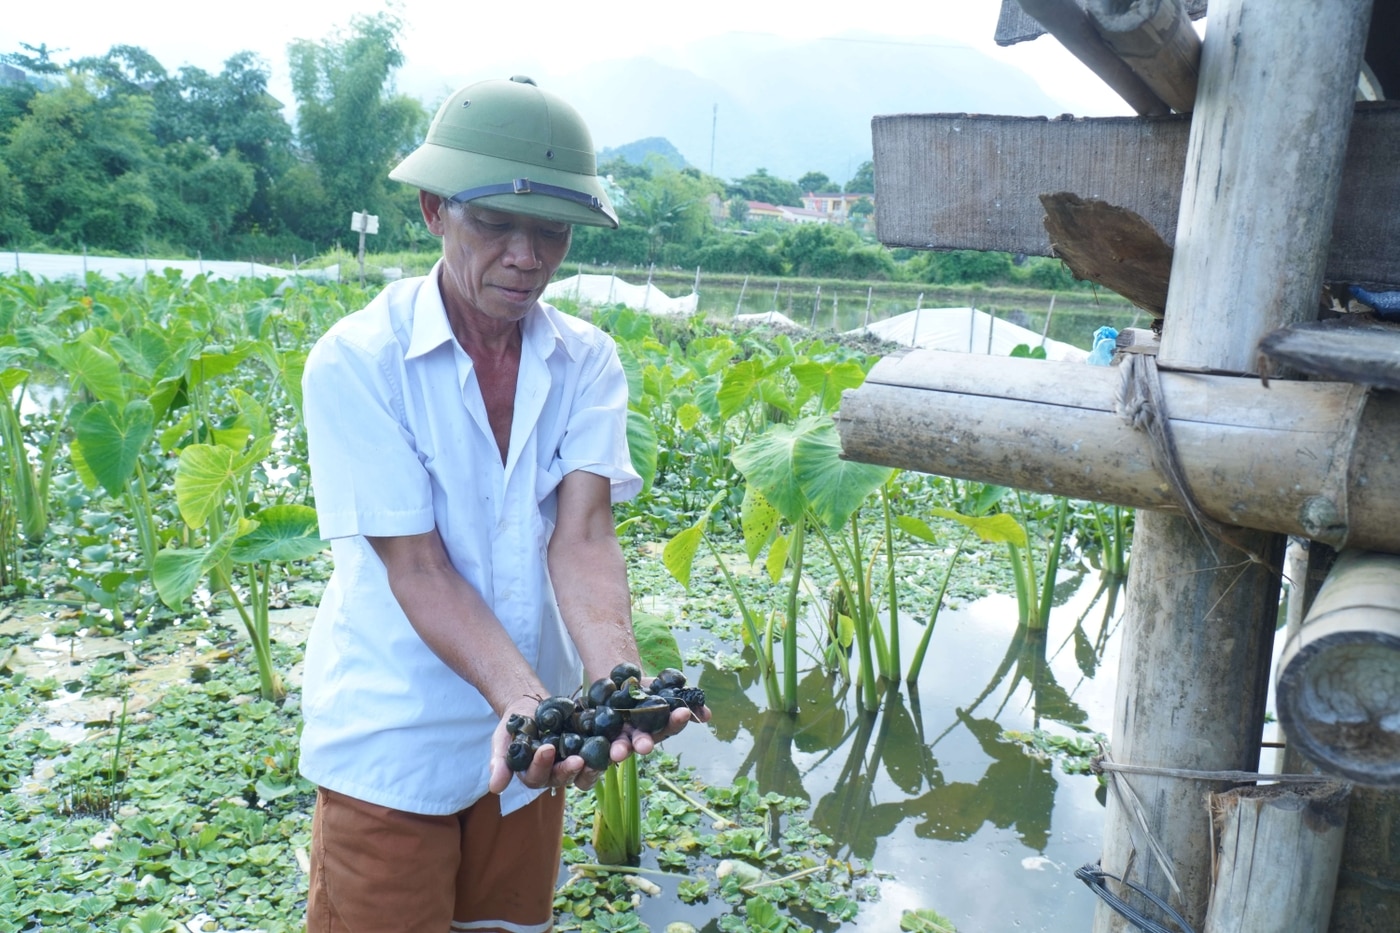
[1203,784,1350,933]
[995,0,1207,46]
[1040,193,1171,316]
[872,102,1400,288]
[1258,317,1400,390]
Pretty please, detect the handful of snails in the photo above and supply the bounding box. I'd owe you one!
[505,662,706,773]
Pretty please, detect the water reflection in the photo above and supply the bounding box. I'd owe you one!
[673,564,1126,930]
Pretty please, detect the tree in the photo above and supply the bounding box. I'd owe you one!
[150,53,294,233]
[727,196,749,224]
[286,12,427,247]
[727,168,803,207]
[797,171,831,193]
[844,160,875,194]
[779,223,894,280]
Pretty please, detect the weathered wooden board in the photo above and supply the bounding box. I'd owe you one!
[872,103,1400,288]
[1258,317,1400,390]
[995,0,1207,46]
[1039,193,1172,316]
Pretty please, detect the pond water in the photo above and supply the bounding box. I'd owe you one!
[652,565,1126,932]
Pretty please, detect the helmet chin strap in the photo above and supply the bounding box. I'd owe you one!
[451,178,605,213]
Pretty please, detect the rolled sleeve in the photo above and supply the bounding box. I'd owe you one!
[557,337,642,503]
[303,331,436,540]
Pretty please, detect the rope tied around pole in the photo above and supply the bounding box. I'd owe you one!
[1113,354,1289,575]
[1113,353,1231,560]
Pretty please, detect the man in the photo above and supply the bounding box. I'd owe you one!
[299,76,705,933]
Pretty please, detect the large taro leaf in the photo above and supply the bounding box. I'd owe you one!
[729,417,810,524]
[153,518,251,609]
[626,409,658,493]
[230,504,326,564]
[73,400,155,498]
[716,358,766,420]
[740,485,779,565]
[52,342,126,406]
[174,444,239,529]
[728,414,888,531]
[632,610,683,674]
[925,507,1028,548]
[792,418,893,531]
[790,359,867,413]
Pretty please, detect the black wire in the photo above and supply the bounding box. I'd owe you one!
[1074,863,1198,933]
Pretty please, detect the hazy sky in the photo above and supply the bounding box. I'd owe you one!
[5,0,1135,118]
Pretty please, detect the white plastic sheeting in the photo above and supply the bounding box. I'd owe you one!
[543,273,698,316]
[849,307,1088,362]
[735,311,804,329]
[2,251,334,283]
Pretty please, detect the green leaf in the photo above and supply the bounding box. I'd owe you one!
[764,532,790,583]
[626,408,658,493]
[730,419,809,524]
[152,548,208,610]
[153,520,249,609]
[928,507,1027,548]
[52,342,126,405]
[901,907,958,932]
[716,358,766,419]
[896,515,940,543]
[632,611,683,673]
[663,521,706,590]
[174,444,239,528]
[229,505,325,563]
[792,418,893,531]
[676,401,702,432]
[73,400,155,498]
[740,485,779,565]
[790,359,868,412]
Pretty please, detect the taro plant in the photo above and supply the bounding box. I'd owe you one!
[153,389,324,701]
[590,612,687,865]
[730,414,893,712]
[663,490,784,710]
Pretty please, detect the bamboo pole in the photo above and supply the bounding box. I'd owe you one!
[1015,0,1171,115]
[1203,783,1350,933]
[1276,550,1400,786]
[1094,3,1376,930]
[1087,0,1201,113]
[836,354,1400,552]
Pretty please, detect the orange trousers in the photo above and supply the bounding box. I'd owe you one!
[306,786,566,933]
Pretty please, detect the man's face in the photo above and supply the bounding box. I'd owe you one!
[426,195,573,327]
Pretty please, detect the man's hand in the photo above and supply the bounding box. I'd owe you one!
[488,701,598,795]
[608,701,712,765]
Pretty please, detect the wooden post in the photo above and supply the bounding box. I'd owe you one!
[1203,783,1350,933]
[734,274,749,318]
[1095,3,1375,931]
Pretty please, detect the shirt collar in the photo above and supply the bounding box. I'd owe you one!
[403,259,575,364]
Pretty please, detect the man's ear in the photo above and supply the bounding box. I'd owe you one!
[420,191,448,236]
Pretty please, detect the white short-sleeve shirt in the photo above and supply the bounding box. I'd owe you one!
[298,262,640,816]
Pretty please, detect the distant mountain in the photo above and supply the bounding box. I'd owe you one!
[598,137,689,171]
[529,30,1064,187]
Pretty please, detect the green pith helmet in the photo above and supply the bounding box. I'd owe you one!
[390,75,618,228]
